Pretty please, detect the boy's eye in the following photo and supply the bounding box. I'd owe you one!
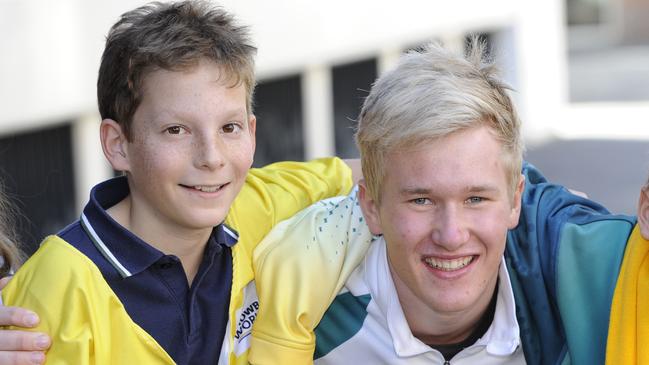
[411,198,431,205]
[165,126,184,135]
[466,196,484,204]
[222,123,242,134]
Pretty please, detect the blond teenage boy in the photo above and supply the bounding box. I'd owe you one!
[251,39,526,364]
[249,40,638,365]
[0,1,354,364]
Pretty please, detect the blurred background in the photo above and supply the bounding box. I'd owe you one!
[1,0,648,254]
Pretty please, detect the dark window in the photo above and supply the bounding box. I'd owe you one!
[332,59,377,159]
[0,124,76,255]
[566,0,602,26]
[253,75,304,167]
[464,32,493,57]
[406,32,493,56]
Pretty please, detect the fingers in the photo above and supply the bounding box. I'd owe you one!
[0,306,39,329]
[0,329,50,352]
[0,273,47,365]
[0,351,46,365]
[0,276,12,290]
[0,306,51,353]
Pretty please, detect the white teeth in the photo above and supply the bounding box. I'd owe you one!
[425,256,473,271]
[194,185,222,193]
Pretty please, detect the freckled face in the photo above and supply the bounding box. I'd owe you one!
[123,60,255,235]
[361,126,523,317]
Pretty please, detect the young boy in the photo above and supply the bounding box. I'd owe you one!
[0,1,354,364]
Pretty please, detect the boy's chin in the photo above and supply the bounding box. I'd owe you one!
[182,212,228,230]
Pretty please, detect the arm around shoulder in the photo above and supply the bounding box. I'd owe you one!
[249,187,373,364]
[229,157,354,252]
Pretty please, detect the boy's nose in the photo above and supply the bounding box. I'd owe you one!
[195,137,225,170]
[431,207,470,250]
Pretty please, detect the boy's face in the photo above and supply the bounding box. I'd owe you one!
[360,126,523,326]
[120,60,255,233]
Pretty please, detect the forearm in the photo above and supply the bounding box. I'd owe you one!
[250,188,373,364]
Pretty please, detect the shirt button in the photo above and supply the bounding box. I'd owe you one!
[158,262,173,269]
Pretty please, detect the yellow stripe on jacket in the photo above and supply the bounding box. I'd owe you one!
[606,225,649,365]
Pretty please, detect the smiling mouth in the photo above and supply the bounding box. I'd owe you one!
[424,256,475,271]
[180,184,227,193]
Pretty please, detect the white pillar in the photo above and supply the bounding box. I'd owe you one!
[440,33,466,55]
[492,27,523,135]
[513,0,567,146]
[71,113,112,213]
[302,65,335,159]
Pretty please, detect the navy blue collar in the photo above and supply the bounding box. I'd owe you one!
[80,176,239,278]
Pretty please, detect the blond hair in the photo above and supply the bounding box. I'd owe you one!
[355,37,523,203]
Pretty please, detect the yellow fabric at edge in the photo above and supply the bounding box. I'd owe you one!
[2,236,175,365]
[606,225,649,365]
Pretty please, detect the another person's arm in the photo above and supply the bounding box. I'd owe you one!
[508,162,634,364]
[0,285,49,365]
[0,183,51,365]
[227,157,356,253]
[249,187,372,364]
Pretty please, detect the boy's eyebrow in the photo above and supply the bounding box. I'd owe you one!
[220,106,248,119]
[150,106,247,123]
[399,185,500,196]
[399,187,431,196]
[464,185,499,194]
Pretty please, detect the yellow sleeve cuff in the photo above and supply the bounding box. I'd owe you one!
[249,330,315,365]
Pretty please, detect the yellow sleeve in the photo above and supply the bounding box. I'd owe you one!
[227,157,353,254]
[249,187,373,364]
[606,225,649,364]
[1,236,174,365]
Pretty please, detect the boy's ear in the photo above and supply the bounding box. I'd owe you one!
[100,119,130,172]
[507,174,525,229]
[637,188,649,240]
[247,114,256,164]
[358,179,383,236]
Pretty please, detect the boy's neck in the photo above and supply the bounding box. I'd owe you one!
[107,195,212,285]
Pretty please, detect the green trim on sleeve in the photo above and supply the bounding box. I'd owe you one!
[314,293,371,359]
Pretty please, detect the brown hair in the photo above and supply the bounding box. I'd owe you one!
[97,0,257,140]
[0,182,24,277]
